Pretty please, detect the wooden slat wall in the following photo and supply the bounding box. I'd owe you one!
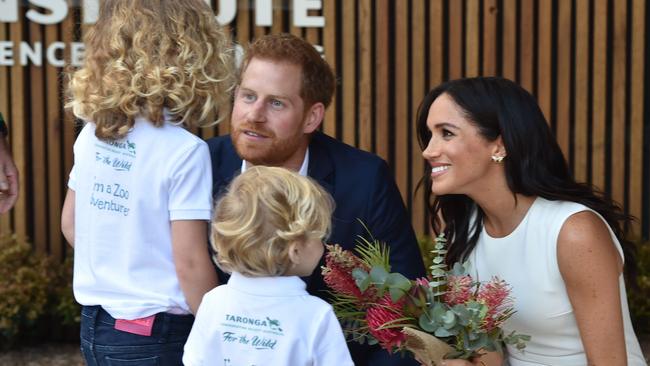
[0,0,648,259]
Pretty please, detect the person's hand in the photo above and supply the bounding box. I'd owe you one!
[0,137,18,213]
[440,360,474,366]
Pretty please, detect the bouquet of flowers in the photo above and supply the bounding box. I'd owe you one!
[321,233,530,365]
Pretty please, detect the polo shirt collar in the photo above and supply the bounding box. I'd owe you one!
[241,148,310,176]
[227,271,308,297]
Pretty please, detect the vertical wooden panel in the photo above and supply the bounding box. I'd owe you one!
[611,0,627,207]
[62,2,77,186]
[448,0,463,79]
[305,28,319,46]
[237,0,251,46]
[591,0,607,189]
[28,20,47,253]
[254,1,267,39]
[358,0,372,152]
[10,17,27,242]
[0,24,10,234]
[629,0,645,235]
[395,1,409,203]
[556,0,571,156]
[271,0,285,34]
[46,23,63,259]
[574,0,590,182]
[341,0,355,146]
[537,0,552,123]
[482,0,498,76]
[502,0,517,80]
[375,0,389,161]
[322,0,337,138]
[429,0,444,88]
[289,0,302,36]
[411,0,426,234]
[519,0,534,91]
[465,0,480,77]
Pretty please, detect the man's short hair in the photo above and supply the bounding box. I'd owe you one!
[241,33,336,108]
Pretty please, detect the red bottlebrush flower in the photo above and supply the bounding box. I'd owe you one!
[444,275,474,306]
[321,244,370,300]
[322,256,364,299]
[366,295,408,351]
[477,277,513,331]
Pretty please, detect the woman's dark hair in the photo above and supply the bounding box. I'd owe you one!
[416,77,636,279]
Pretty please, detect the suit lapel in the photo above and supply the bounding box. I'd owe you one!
[307,132,335,194]
[213,138,243,197]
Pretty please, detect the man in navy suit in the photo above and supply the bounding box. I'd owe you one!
[207,33,425,366]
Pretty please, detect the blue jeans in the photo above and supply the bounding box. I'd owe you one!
[80,305,194,366]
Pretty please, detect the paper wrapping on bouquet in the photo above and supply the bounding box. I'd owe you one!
[402,327,454,366]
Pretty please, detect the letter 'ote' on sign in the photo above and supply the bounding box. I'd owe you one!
[207,0,323,27]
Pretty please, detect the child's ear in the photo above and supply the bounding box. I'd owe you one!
[288,242,302,265]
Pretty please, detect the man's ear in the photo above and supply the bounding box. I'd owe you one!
[303,102,325,134]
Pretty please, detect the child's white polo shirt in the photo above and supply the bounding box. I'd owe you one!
[183,272,354,365]
[69,118,212,319]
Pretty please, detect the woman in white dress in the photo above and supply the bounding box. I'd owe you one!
[417,77,646,366]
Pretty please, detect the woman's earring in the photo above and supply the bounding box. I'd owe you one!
[491,155,505,163]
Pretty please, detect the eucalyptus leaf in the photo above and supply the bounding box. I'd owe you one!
[369,266,389,285]
[434,327,455,337]
[352,268,370,291]
[449,262,467,276]
[430,268,446,277]
[442,310,456,328]
[386,273,412,291]
[389,287,406,303]
[419,313,438,332]
[431,302,447,319]
[432,290,446,298]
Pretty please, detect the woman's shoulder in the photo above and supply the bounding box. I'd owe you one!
[556,207,623,271]
[534,197,590,215]
[529,198,598,230]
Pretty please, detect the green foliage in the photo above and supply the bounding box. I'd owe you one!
[428,234,448,301]
[0,234,79,349]
[629,239,650,336]
[351,239,412,303]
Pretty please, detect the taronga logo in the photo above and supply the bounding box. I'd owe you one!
[225,314,283,332]
[106,139,136,155]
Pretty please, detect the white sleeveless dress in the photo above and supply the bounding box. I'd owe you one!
[468,197,646,365]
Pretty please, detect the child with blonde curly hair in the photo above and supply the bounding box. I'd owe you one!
[183,166,353,366]
[60,0,235,364]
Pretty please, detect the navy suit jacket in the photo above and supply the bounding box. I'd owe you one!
[207,132,425,366]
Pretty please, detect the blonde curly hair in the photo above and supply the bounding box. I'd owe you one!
[67,0,235,140]
[212,166,335,277]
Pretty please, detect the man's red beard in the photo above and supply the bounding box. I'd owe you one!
[231,124,305,167]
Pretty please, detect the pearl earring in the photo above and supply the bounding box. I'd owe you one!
[491,155,504,163]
